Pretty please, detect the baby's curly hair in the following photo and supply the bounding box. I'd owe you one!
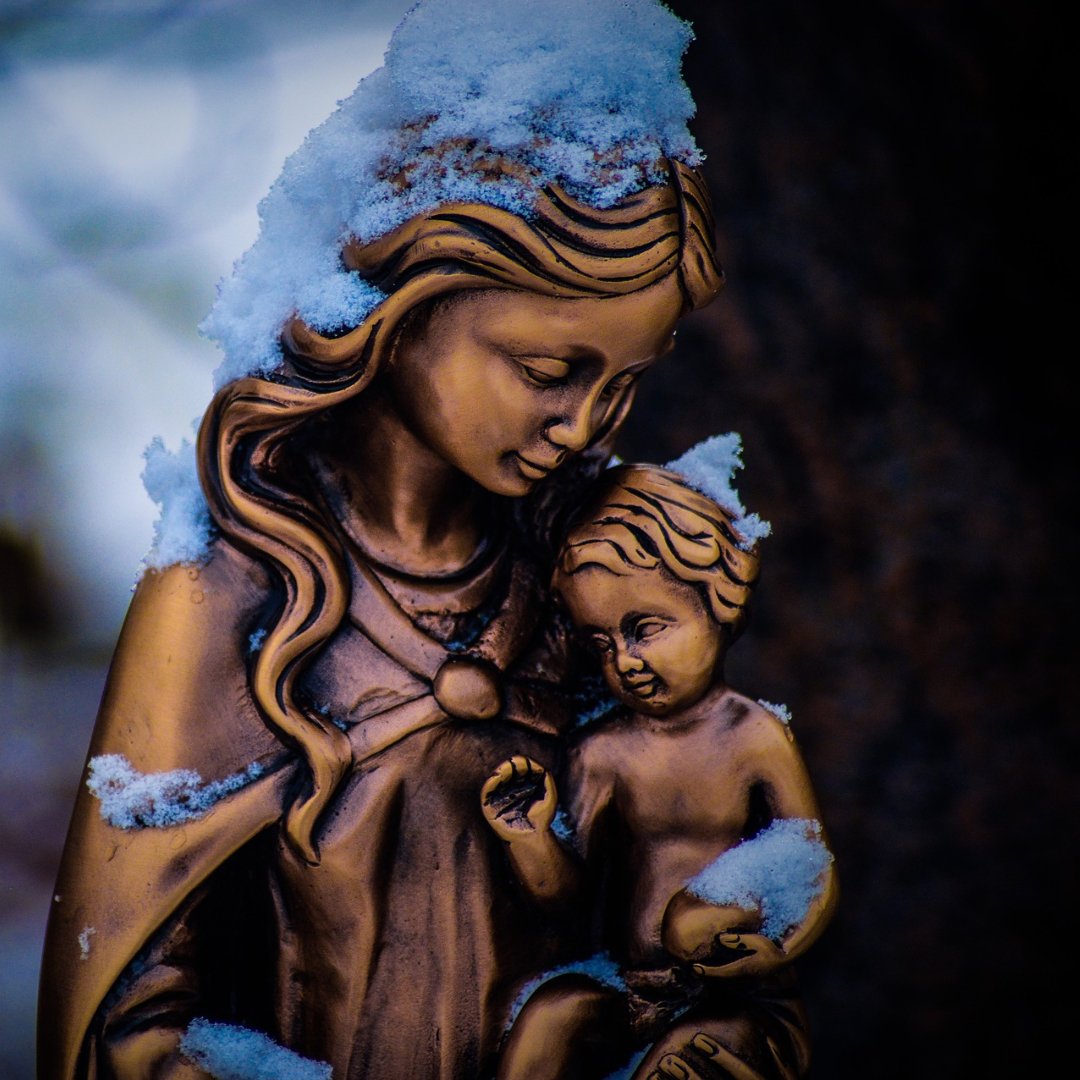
[554,463,762,642]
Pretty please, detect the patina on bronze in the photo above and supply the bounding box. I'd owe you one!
[38,151,835,1077]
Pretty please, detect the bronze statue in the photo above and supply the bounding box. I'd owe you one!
[484,466,837,1079]
[37,3,836,1077]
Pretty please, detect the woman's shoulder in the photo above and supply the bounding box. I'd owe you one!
[92,537,280,775]
[123,536,274,668]
[132,535,272,618]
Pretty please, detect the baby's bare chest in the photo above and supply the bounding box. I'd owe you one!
[609,729,760,845]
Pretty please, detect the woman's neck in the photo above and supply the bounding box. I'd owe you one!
[310,387,495,577]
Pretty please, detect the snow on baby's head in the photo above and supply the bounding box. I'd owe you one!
[665,433,773,551]
[201,0,702,386]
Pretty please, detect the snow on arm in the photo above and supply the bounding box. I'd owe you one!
[685,819,833,942]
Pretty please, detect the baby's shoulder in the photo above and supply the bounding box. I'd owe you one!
[699,688,797,748]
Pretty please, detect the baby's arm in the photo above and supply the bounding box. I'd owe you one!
[751,718,839,965]
[481,755,580,906]
[662,705,838,979]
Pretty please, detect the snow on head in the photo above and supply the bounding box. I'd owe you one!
[141,428,214,570]
[201,0,701,385]
[664,432,772,550]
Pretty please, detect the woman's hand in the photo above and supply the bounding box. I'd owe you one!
[481,755,557,842]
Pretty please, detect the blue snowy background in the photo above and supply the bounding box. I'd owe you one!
[1,2,1066,1078]
[0,3,411,1074]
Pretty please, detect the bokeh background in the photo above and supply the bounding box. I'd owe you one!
[1,1,1066,1077]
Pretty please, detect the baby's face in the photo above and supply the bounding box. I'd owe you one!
[562,565,722,716]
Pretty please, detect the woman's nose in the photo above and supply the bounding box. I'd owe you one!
[545,393,597,452]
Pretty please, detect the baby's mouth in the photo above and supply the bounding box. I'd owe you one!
[622,675,660,699]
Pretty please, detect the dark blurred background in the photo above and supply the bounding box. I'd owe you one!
[1,1,1069,1077]
[620,2,1073,1076]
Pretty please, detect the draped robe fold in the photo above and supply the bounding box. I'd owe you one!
[37,536,577,1080]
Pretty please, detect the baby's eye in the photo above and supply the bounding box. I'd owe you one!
[634,619,668,641]
[590,633,614,655]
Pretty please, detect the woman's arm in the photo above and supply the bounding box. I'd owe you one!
[38,545,290,1080]
[95,889,211,1080]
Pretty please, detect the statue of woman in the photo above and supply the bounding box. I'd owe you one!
[38,3,825,1077]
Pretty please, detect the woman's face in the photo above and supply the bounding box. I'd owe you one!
[384,276,684,496]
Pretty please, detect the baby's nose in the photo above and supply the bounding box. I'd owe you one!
[615,648,645,674]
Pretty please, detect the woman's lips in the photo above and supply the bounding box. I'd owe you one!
[514,453,558,481]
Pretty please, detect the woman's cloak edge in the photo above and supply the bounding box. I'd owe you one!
[36,543,298,1080]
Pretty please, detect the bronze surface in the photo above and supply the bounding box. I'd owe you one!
[37,162,835,1079]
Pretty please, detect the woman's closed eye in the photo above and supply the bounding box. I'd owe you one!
[514,356,571,387]
[598,371,639,400]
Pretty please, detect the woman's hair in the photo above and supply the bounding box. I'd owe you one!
[554,463,761,639]
[196,160,724,863]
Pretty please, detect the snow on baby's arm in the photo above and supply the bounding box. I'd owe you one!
[686,819,833,942]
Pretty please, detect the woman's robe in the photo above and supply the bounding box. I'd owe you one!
[38,534,580,1079]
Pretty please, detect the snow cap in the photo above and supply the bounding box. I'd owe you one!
[201,0,702,385]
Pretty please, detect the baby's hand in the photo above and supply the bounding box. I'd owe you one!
[480,755,557,841]
[662,892,761,962]
[691,932,786,980]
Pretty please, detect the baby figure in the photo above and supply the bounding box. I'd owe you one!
[481,462,838,1080]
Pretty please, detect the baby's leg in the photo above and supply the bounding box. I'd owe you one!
[497,973,634,1080]
[629,973,810,1080]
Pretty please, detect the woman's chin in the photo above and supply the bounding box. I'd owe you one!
[476,456,549,497]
